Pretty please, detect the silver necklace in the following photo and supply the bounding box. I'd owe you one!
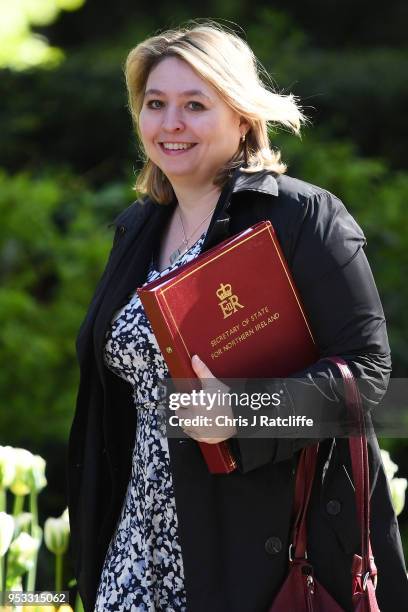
[169,205,216,265]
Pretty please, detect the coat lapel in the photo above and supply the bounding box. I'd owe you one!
[92,201,176,377]
[201,166,279,251]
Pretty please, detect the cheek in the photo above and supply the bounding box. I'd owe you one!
[201,113,239,143]
[194,116,227,142]
[138,111,156,142]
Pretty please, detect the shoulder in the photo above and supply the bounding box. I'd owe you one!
[245,171,367,282]
[275,173,349,220]
[274,174,368,287]
[275,173,366,244]
[276,173,327,202]
[246,170,361,235]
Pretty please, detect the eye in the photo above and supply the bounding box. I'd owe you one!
[146,100,163,109]
[187,101,205,111]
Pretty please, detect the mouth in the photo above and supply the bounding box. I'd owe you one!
[158,142,198,155]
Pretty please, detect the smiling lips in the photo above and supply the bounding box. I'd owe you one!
[159,142,197,154]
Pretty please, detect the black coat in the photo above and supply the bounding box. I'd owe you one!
[67,166,408,612]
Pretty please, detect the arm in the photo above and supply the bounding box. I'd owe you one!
[231,190,391,473]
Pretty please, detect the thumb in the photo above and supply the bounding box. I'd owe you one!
[191,354,215,380]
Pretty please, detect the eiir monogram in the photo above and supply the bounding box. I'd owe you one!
[216,283,244,319]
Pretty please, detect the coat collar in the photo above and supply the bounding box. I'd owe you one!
[201,165,279,250]
[112,165,279,231]
[230,166,279,198]
[154,164,279,210]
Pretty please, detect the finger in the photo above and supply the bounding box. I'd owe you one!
[182,427,225,444]
[191,354,215,379]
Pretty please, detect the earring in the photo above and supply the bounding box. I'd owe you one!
[241,133,246,143]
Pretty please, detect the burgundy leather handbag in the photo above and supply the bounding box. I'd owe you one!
[269,357,380,611]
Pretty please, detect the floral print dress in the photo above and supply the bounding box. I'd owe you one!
[94,233,206,612]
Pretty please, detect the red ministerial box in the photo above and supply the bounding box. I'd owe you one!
[137,221,319,473]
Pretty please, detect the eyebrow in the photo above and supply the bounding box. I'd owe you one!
[144,88,212,102]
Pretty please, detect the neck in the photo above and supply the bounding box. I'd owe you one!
[171,182,222,230]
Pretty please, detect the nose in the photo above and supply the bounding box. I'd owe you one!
[161,105,184,133]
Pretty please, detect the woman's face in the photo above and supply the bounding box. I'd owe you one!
[139,56,247,188]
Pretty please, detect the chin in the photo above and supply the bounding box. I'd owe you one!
[162,164,200,177]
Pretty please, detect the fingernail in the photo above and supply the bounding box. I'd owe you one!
[192,354,201,363]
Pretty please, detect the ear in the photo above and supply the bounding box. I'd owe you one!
[239,117,250,136]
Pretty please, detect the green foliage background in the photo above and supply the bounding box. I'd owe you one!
[1,0,408,566]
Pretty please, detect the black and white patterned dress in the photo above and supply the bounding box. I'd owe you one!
[94,233,206,612]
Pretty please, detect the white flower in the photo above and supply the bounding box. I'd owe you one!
[27,454,47,493]
[380,449,399,480]
[44,516,70,555]
[380,448,407,516]
[0,511,15,556]
[389,478,408,517]
[0,445,16,489]
[7,448,46,496]
[9,448,35,496]
[13,512,33,537]
[8,531,39,573]
[60,507,70,526]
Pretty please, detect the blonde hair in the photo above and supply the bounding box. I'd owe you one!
[125,20,309,204]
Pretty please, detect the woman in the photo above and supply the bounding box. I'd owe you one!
[67,21,408,612]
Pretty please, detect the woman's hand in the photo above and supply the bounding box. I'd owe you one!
[176,354,237,444]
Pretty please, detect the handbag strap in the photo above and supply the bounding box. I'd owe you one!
[291,440,318,559]
[291,357,376,581]
[325,357,371,570]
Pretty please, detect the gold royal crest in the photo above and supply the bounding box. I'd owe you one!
[216,282,244,319]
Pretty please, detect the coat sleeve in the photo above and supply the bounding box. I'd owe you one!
[230,189,392,474]
[75,199,145,361]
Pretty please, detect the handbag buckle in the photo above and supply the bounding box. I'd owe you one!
[288,543,308,562]
[362,571,377,591]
